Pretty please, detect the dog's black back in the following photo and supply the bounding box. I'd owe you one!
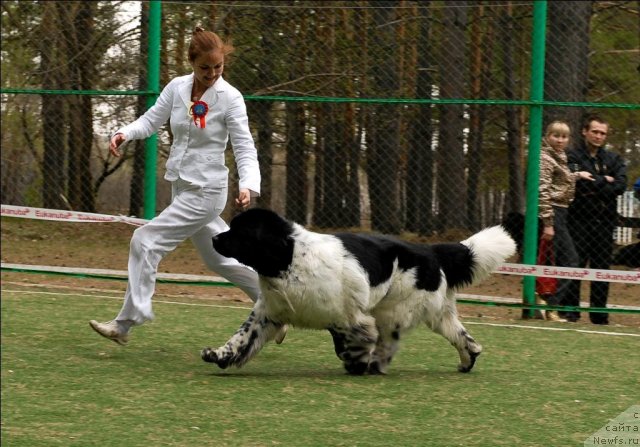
[216,208,476,290]
[336,233,475,292]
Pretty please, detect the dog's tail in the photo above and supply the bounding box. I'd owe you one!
[433,225,516,290]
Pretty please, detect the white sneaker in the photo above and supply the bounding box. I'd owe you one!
[89,320,129,345]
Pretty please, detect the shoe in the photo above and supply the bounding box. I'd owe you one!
[534,295,547,320]
[545,311,567,322]
[563,311,580,322]
[537,295,566,322]
[590,311,609,325]
[274,324,288,345]
[89,320,129,345]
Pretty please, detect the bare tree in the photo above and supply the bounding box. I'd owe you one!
[406,2,435,235]
[253,9,277,209]
[64,2,98,212]
[543,1,592,137]
[436,2,468,231]
[285,7,308,223]
[128,1,150,217]
[467,4,495,230]
[366,0,402,234]
[40,2,67,210]
[341,8,361,227]
[500,3,525,216]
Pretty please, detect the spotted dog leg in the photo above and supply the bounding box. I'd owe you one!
[367,325,402,375]
[427,309,482,373]
[201,303,282,369]
[328,315,379,375]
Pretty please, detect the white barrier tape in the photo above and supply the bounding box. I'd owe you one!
[498,263,639,284]
[0,263,229,284]
[2,205,639,284]
[1,204,148,226]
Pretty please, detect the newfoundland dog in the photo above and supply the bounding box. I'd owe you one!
[202,208,516,375]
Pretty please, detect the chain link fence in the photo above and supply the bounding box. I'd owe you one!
[2,1,639,240]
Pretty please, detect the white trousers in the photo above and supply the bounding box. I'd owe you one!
[115,179,261,324]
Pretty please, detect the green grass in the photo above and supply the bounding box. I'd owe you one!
[2,289,639,447]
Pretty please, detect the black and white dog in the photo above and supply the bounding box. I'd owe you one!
[202,208,516,375]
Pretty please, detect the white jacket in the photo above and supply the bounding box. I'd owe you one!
[116,74,260,194]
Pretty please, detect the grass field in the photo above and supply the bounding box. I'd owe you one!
[2,281,639,447]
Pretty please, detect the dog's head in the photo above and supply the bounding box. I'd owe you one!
[212,208,295,277]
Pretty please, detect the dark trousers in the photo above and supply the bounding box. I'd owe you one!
[566,217,614,323]
[546,207,579,307]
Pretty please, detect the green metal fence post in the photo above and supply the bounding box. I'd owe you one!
[522,0,548,318]
[143,1,162,219]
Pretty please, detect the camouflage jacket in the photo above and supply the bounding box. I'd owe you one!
[539,144,579,227]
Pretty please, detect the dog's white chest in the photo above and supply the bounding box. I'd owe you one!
[259,265,365,329]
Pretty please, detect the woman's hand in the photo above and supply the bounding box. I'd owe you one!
[235,188,251,210]
[542,225,554,240]
[109,133,126,157]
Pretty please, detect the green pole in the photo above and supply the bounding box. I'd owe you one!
[522,0,547,318]
[143,1,161,219]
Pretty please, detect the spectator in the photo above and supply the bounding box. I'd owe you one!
[89,27,287,345]
[565,114,627,325]
[538,121,593,322]
[635,177,640,238]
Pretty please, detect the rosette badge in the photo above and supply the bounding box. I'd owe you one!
[190,101,208,128]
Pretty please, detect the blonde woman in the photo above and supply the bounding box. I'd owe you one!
[538,121,594,321]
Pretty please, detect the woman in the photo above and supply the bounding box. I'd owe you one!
[538,121,594,321]
[90,27,286,345]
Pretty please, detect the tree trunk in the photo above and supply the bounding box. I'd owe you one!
[407,2,434,235]
[544,1,592,138]
[342,8,361,227]
[467,5,494,231]
[312,103,326,227]
[65,2,97,212]
[500,4,525,215]
[367,1,401,234]
[129,1,150,217]
[40,2,67,210]
[436,2,468,231]
[315,12,351,228]
[254,9,276,209]
[284,3,308,224]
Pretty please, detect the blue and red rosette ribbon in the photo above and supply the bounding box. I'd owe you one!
[190,101,208,128]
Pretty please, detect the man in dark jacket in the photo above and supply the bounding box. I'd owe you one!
[565,114,627,325]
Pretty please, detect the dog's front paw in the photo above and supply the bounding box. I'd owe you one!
[458,350,481,373]
[344,360,369,376]
[367,361,388,375]
[201,347,230,369]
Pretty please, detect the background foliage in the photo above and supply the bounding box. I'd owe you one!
[1,0,639,235]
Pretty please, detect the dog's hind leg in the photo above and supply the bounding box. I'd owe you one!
[426,301,482,373]
[328,315,379,375]
[367,324,402,375]
[201,303,282,369]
